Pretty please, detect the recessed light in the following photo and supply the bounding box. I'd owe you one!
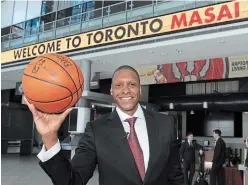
[220,40,225,43]
[176,49,182,54]
[5,76,7,79]
[102,61,106,64]
[160,53,167,56]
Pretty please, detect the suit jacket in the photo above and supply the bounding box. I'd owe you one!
[245,149,248,167]
[180,140,201,162]
[39,108,184,185]
[212,137,226,168]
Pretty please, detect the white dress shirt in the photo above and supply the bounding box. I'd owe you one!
[116,104,149,172]
[188,140,192,146]
[37,104,150,172]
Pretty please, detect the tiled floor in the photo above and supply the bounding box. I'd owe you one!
[1,154,99,185]
[2,154,203,185]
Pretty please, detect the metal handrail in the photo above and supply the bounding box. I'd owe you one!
[1,0,225,52]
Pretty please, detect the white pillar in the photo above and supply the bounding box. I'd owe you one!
[70,60,92,158]
[76,59,91,108]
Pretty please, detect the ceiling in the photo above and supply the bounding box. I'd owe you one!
[2,21,248,90]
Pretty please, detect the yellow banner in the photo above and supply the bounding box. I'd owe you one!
[1,1,248,64]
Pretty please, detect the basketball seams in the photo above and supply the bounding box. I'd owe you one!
[23,73,73,105]
[23,73,73,95]
[23,54,84,114]
[40,55,79,100]
[25,85,82,103]
[25,96,72,114]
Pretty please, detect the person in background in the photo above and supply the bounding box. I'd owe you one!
[210,129,226,185]
[180,132,202,185]
[194,149,208,185]
[198,149,205,175]
[245,137,248,169]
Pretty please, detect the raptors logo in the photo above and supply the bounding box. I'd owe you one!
[139,58,226,84]
[160,58,226,83]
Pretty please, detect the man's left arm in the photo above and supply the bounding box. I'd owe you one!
[195,142,202,150]
[167,120,184,185]
[245,150,248,168]
[212,141,222,167]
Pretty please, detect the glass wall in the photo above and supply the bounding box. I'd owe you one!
[40,12,56,31]
[25,18,40,37]
[26,0,42,20]
[11,22,25,39]
[1,0,229,51]
[1,27,11,36]
[58,0,82,10]
[41,1,58,15]
[1,1,14,28]
[12,0,28,24]
[71,5,83,24]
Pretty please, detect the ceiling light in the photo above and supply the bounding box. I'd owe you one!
[176,49,182,54]
[4,76,7,79]
[203,102,208,109]
[102,61,106,64]
[169,103,174,110]
[220,40,225,43]
[190,110,194,114]
[160,53,167,56]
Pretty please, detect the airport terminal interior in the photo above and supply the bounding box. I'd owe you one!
[1,0,248,185]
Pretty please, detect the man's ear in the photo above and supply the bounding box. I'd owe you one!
[110,86,113,96]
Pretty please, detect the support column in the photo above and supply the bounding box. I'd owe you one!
[74,59,92,133]
[69,60,92,158]
[76,59,91,108]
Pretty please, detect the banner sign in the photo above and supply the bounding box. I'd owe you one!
[137,55,248,85]
[1,1,248,64]
[227,55,248,78]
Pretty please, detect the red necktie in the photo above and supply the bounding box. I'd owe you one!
[125,117,145,181]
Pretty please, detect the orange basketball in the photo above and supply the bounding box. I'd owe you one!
[22,53,84,114]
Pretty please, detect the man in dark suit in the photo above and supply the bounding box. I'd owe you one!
[244,137,248,169]
[24,65,184,185]
[180,132,201,185]
[210,129,226,185]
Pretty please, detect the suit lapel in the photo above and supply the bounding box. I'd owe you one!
[143,108,161,183]
[105,109,142,181]
[105,108,162,184]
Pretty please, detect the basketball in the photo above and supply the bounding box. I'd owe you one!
[22,53,84,114]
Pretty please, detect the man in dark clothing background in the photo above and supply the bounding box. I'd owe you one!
[245,137,248,169]
[210,129,226,185]
[180,132,201,185]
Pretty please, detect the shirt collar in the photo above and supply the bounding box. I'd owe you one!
[116,104,145,122]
